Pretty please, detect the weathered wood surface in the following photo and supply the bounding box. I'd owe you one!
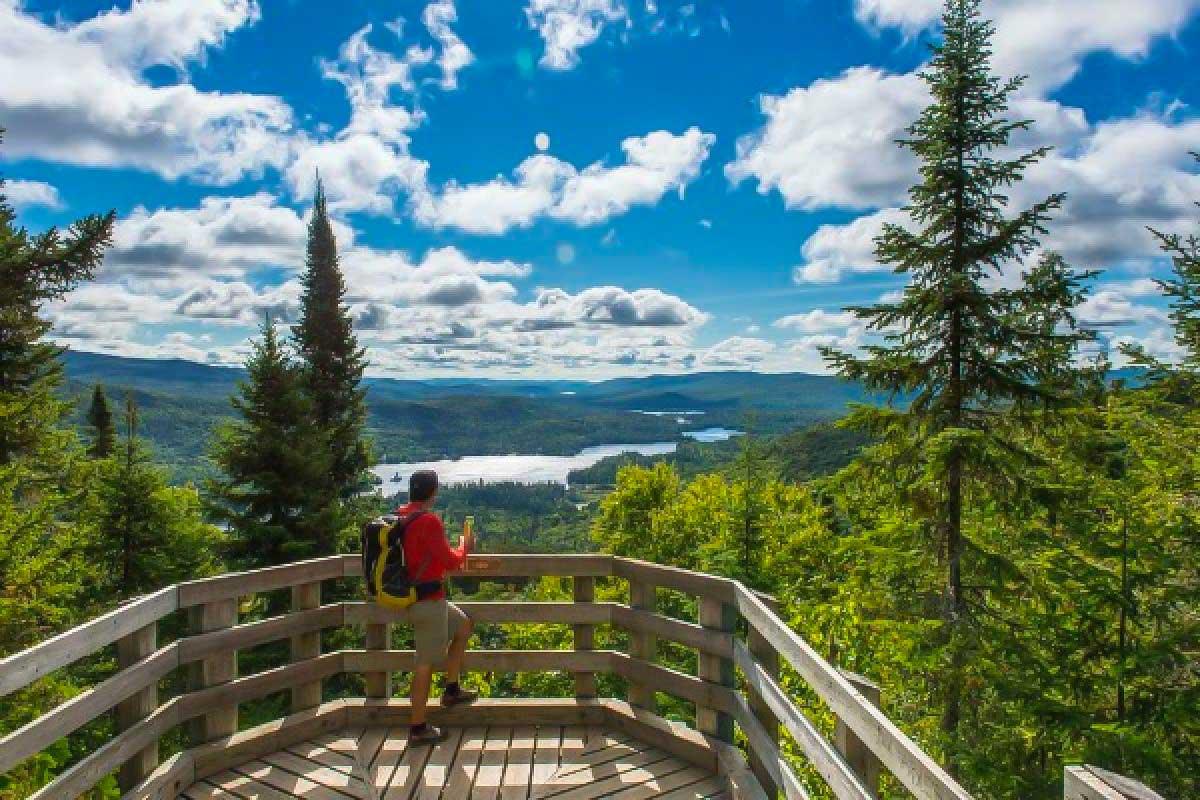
[835,669,882,798]
[346,600,613,626]
[573,576,597,699]
[177,603,343,663]
[0,642,177,776]
[180,723,731,800]
[728,692,811,800]
[116,622,160,791]
[1064,765,1165,800]
[342,648,614,674]
[611,653,740,715]
[0,586,176,698]
[612,604,734,658]
[613,558,738,604]
[177,556,344,607]
[696,597,736,743]
[29,697,182,800]
[745,599,782,800]
[732,641,870,800]
[627,579,657,712]
[736,586,973,800]
[291,581,323,712]
[187,598,239,744]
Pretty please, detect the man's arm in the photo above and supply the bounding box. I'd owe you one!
[422,517,468,571]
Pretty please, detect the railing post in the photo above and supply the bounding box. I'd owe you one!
[291,581,322,712]
[188,599,238,744]
[696,597,736,743]
[628,579,656,712]
[115,621,158,791]
[573,576,596,699]
[365,620,392,698]
[835,669,882,798]
[746,595,782,798]
[1064,764,1166,799]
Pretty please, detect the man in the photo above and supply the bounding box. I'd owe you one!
[393,469,477,744]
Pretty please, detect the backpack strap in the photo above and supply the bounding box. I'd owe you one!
[386,510,427,548]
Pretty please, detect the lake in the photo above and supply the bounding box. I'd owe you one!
[371,427,742,493]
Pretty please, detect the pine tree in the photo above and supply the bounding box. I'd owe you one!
[821,0,1090,741]
[292,181,369,502]
[0,129,114,466]
[210,318,335,566]
[95,393,222,598]
[85,383,116,458]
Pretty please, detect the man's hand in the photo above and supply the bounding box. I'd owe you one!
[460,520,475,553]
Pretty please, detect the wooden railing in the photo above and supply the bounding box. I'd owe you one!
[0,553,977,800]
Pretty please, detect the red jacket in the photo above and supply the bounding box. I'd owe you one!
[394,503,468,601]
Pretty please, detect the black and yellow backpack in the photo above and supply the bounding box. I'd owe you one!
[361,512,437,610]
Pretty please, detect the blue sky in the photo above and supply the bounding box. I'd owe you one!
[3,0,1200,377]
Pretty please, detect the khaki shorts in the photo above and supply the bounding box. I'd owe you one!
[390,599,469,667]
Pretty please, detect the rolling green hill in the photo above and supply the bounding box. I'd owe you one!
[62,350,871,480]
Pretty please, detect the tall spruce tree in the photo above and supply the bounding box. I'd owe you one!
[0,129,114,466]
[821,0,1090,740]
[292,181,369,502]
[85,383,116,458]
[210,318,335,565]
[96,394,222,597]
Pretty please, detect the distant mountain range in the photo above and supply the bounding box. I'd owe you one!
[63,350,873,409]
[60,350,879,481]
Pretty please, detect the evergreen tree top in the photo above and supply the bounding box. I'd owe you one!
[822,0,1089,421]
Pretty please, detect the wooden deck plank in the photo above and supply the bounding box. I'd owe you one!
[233,759,353,799]
[533,748,676,797]
[558,726,587,758]
[471,726,512,799]
[180,722,725,800]
[654,776,730,799]
[286,740,359,771]
[262,749,363,792]
[182,780,242,800]
[383,728,440,800]
[358,727,391,774]
[500,725,537,800]
[414,726,465,800]
[370,727,412,791]
[545,757,695,800]
[205,771,299,800]
[531,726,563,786]
[551,739,654,778]
[601,765,714,800]
[441,726,488,799]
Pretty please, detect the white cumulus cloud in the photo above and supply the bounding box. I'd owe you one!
[414,127,715,233]
[0,0,294,183]
[525,0,629,70]
[4,179,63,211]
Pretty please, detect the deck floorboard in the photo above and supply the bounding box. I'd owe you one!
[183,724,725,800]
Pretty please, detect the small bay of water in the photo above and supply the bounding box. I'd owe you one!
[371,427,741,493]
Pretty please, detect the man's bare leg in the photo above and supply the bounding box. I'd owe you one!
[410,664,434,726]
[444,617,473,686]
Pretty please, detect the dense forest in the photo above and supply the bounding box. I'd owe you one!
[1,1,1198,798]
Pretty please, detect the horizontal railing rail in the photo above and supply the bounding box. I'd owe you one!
[0,553,974,800]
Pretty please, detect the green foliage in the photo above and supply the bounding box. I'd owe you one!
[208,318,339,565]
[93,393,223,598]
[821,0,1092,744]
[84,383,115,459]
[0,131,114,467]
[292,181,370,500]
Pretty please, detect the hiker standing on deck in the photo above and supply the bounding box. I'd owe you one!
[376,469,478,744]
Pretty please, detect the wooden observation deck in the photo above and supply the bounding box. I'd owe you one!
[1,554,978,800]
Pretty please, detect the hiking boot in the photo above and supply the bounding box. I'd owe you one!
[440,686,478,708]
[408,724,447,745]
